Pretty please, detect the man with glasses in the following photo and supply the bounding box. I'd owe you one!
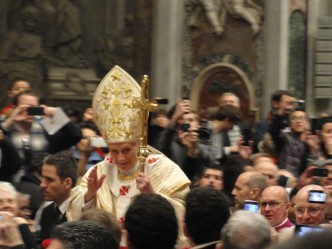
[260,186,294,232]
[270,108,310,177]
[293,184,326,226]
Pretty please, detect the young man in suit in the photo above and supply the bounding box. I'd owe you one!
[39,152,77,242]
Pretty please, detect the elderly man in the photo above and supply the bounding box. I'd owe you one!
[217,210,272,249]
[260,186,294,232]
[67,66,190,248]
[278,184,328,241]
[232,171,268,210]
[293,184,327,226]
[0,181,36,248]
[254,161,279,186]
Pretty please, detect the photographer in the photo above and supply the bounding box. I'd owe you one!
[205,104,242,164]
[269,107,311,177]
[157,99,212,180]
[0,90,82,183]
[0,212,25,249]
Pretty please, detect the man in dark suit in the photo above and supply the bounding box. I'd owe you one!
[39,152,77,242]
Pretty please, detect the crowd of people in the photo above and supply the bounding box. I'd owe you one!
[1,69,332,249]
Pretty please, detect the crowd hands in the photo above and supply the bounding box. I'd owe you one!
[2,80,332,249]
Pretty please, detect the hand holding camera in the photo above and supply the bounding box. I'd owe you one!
[0,212,24,247]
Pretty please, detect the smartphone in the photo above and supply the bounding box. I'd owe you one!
[156,98,169,105]
[27,107,45,116]
[243,128,252,146]
[310,118,320,135]
[243,200,259,213]
[312,168,328,177]
[181,123,190,132]
[90,137,107,148]
[308,190,327,204]
[295,225,324,236]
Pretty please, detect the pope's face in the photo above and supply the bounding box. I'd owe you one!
[108,142,138,171]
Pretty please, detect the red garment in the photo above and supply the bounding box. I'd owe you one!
[0,103,14,116]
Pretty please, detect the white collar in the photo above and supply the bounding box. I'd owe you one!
[56,198,69,215]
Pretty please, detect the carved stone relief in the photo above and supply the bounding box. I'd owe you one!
[0,0,150,112]
[184,0,263,121]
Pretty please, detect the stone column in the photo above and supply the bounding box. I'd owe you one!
[262,0,289,116]
[150,0,184,105]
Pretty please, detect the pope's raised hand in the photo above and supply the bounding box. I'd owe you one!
[136,172,154,193]
[84,166,106,202]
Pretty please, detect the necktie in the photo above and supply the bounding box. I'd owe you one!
[54,206,62,225]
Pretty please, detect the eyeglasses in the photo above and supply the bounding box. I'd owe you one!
[260,201,285,209]
[294,207,324,216]
[290,116,307,122]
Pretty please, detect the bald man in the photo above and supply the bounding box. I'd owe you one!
[254,161,278,186]
[260,186,294,232]
[232,171,268,210]
[293,185,327,226]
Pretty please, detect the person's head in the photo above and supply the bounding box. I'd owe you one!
[77,122,100,153]
[219,92,240,108]
[13,89,39,107]
[66,109,81,124]
[319,117,332,146]
[124,193,178,249]
[211,105,242,133]
[40,152,77,205]
[0,182,18,215]
[254,161,278,186]
[319,162,332,187]
[260,186,291,227]
[195,164,224,191]
[12,89,40,123]
[48,220,119,249]
[7,78,31,99]
[108,142,139,172]
[271,90,294,113]
[269,229,332,249]
[153,108,169,128]
[17,193,31,219]
[79,209,121,244]
[294,184,326,226]
[184,187,230,246]
[289,109,308,134]
[222,155,252,199]
[219,210,271,249]
[232,171,268,209]
[177,109,200,131]
[250,153,274,166]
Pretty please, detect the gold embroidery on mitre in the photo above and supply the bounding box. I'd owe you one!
[93,66,141,143]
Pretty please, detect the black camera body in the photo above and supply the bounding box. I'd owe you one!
[181,123,211,140]
[196,127,211,140]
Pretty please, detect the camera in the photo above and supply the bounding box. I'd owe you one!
[196,127,211,140]
[312,168,328,177]
[27,107,45,116]
[294,99,305,109]
[181,123,190,132]
[155,98,169,105]
[180,123,211,140]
